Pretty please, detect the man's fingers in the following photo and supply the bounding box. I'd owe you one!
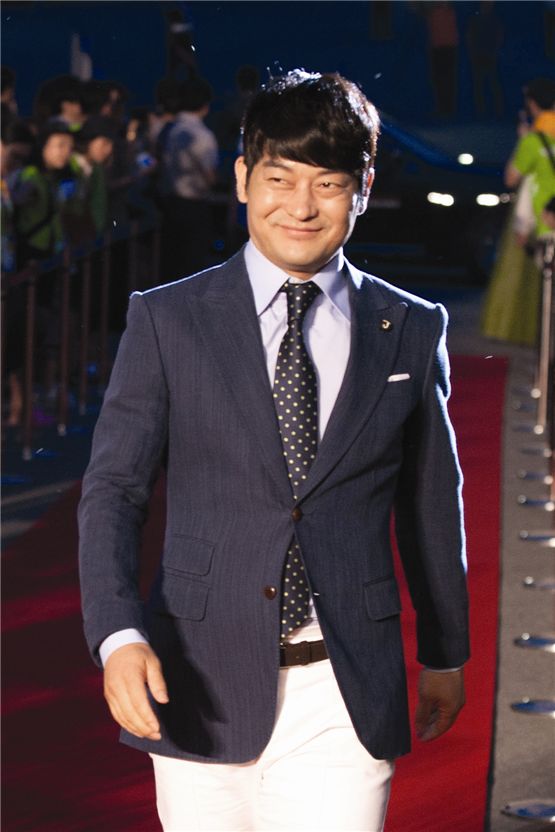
[105,670,161,738]
[103,643,168,739]
[146,654,169,704]
[415,668,465,742]
[416,703,457,742]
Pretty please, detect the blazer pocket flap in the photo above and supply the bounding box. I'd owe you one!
[152,573,209,621]
[163,535,215,576]
[364,577,401,620]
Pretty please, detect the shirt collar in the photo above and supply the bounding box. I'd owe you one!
[244,240,351,322]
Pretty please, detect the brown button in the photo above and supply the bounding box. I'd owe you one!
[264,585,277,600]
[291,507,303,521]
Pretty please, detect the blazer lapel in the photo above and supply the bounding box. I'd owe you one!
[298,264,408,500]
[189,254,292,503]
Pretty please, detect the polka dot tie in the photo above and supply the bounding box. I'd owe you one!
[273,280,321,640]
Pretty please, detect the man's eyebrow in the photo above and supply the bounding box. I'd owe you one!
[261,159,293,170]
[260,160,351,177]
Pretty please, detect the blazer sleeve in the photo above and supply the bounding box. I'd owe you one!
[393,304,470,669]
[78,292,169,665]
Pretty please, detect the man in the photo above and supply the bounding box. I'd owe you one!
[158,75,219,279]
[79,69,469,832]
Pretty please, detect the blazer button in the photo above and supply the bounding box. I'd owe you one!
[264,585,277,600]
[291,506,303,521]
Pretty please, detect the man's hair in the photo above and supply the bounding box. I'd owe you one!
[524,77,555,111]
[1,117,34,147]
[156,77,183,115]
[179,77,213,113]
[1,65,15,94]
[77,115,117,145]
[240,69,380,192]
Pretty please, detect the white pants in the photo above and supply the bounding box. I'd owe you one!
[151,658,394,832]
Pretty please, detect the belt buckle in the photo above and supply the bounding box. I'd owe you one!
[291,640,311,666]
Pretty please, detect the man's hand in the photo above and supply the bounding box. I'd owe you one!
[103,643,169,740]
[415,667,465,742]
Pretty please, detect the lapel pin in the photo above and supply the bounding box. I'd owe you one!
[380,319,393,331]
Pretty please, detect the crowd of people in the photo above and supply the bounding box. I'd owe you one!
[0,67,244,278]
[1,65,256,428]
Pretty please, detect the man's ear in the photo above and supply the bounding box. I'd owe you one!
[356,168,374,215]
[234,156,248,204]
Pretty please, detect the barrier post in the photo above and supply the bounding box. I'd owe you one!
[98,233,111,390]
[78,253,92,416]
[22,267,37,461]
[128,220,139,295]
[534,239,554,437]
[57,249,72,436]
[151,225,161,288]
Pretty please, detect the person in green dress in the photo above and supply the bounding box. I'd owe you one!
[481,78,555,346]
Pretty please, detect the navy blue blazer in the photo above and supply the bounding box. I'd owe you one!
[78,249,469,763]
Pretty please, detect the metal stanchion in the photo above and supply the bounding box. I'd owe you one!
[78,254,92,416]
[4,219,158,454]
[128,220,139,295]
[22,267,37,461]
[534,238,554,437]
[519,238,555,544]
[57,250,72,437]
[98,232,111,391]
[151,225,161,288]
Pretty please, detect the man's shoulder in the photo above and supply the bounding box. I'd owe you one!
[137,248,245,307]
[349,262,443,316]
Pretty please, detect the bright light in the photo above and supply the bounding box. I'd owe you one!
[427,192,455,207]
[458,153,474,165]
[476,193,500,207]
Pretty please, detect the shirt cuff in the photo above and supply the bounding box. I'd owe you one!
[99,628,149,667]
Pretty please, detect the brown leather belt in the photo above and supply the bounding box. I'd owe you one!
[279,639,328,667]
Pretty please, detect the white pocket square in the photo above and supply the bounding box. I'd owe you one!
[387,373,410,382]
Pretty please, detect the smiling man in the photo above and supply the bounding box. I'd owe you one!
[79,69,469,832]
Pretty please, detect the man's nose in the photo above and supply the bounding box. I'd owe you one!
[286,183,317,220]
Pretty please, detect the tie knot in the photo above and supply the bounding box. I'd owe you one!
[281,281,321,323]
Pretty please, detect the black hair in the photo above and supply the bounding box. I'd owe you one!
[156,77,183,115]
[241,69,380,191]
[82,80,112,116]
[1,65,15,94]
[33,75,83,124]
[77,115,117,144]
[30,120,73,168]
[524,78,555,111]
[1,117,35,147]
[179,77,213,112]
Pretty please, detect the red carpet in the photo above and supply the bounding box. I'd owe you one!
[2,355,507,832]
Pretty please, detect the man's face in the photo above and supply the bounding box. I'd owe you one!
[235,154,371,280]
[42,134,73,170]
[88,136,114,165]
